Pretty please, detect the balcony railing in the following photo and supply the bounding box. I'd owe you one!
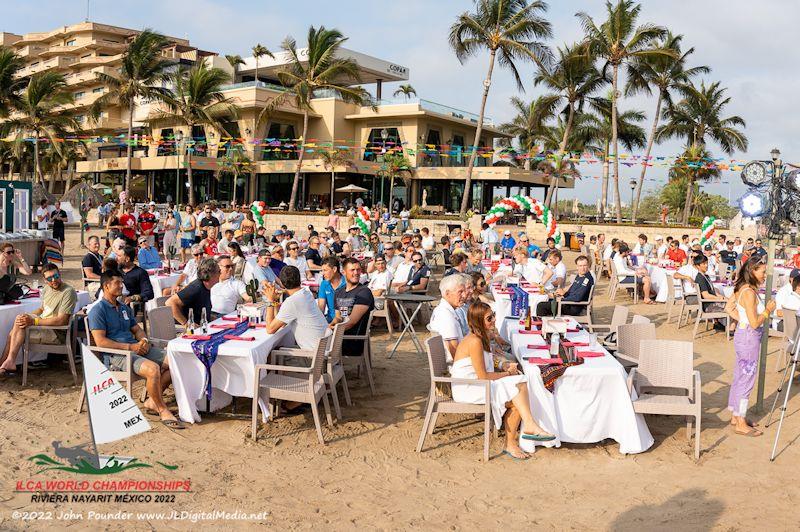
[365,97,494,126]
[220,80,291,93]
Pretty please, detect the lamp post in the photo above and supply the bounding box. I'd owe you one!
[175,131,183,205]
[378,128,389,207]
[629,178,637,222]
[756,148,782,411]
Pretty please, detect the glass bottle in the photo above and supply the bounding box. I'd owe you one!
[186,308,194,335]
[200,308,208,333]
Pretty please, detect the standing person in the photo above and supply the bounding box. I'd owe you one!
[35,199,50,231]
[178,204,196,264]
[725,257,776,437]
[50,201,68,247]
[226,206,244,231]
[119,204,137,246]
[105,204,123,248]
[161,210,178,263]
[399,206,410,233]
[479,223,498,253]
[138,202,158,247]
[327,210,340,232]
[451,301,555,460]
[198,204,220,240]
[240,211,256,245]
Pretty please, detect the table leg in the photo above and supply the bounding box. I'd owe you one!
[389,302,424,358]
[402,303,426,354]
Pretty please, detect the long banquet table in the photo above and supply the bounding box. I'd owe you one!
[167,316,291,423]
[491,282,550,338]
[501,317,654,455]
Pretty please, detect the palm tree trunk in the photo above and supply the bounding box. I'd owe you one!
[288,111,309,211]
[632,90,662,223]
[7,160,14,181]
[48,167,58,194]
[545,103,575,208]
[459,49,496,216]
[682,177,694,225]
[125,105,134,194]
[611,65,622,223]
[330,170,335,211]
[65,160,75,191]
[600,142,610,218]
[187,131,195,206]
[33,136,44,187]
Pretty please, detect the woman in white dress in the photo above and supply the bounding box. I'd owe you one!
[161,211,178,263]
[451,301,555,460]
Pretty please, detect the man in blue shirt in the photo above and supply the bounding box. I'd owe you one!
[137,236,162,270]
[88,270,183,429]
[500,230,516,252]
[317,256,344,322]
[249,248,281,286]
[517,232,540,258]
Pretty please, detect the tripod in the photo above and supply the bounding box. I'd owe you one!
[766,323,800,461]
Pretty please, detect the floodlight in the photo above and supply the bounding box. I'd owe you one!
[741,161,770,187]
[784,169,800,192]
[738,190,769,218]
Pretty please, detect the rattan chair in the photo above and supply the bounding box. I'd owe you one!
[251,336,332,444]
[343,311,376,395]
[21,314,79,386]
[146,306,179,348]
[627,339,702,459]
[372,295,394,336]
[610,260,639,304]
[557,284,595,331]
[416,335,493,462]
[631,314,651,324]
[614,322,656,366]
[664,273,682,324]
[594,305,629,352]
[692,282,731,340]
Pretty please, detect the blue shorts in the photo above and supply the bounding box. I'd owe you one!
[621,275,636,283]
[180,238,194,249]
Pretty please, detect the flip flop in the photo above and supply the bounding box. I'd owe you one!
[521,432,556,442]
[162,419,185,430]
[734,427,762,437]
[0,369,17,378]
[502,449,529,461]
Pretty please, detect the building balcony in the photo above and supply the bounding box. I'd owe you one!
[18,55,78,77]
[345,97,502,132]
[413,165,570,187]
[64,66,117,87]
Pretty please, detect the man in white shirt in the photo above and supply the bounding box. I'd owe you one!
[368,255,393,311]
[655,235,668,259]
[35,199,50,230]
[674,255,700,300]
[428,273,468,361]
[263,265,329,351]
[614,243,655,303]
[540,250,567,291]
[284,241,312,280]
[513,246,545,283]
[679,234,690,254]
[212,204,225,224]
[733,237,744,255]
[217,229,234,255]
[210,255,251,314]
[479,222,499,251]
[715,234,727,253]
[391,245,416,292]
[420,227,435,251]
[384,245,403,273]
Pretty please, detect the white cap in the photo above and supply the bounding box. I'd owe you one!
[504,230,511,235]
[655,235,663,241]
[148,201,156,206]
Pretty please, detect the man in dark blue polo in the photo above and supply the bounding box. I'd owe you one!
[536,255,595,316]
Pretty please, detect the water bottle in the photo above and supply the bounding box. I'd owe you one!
[200,308,208,333]
[186,308,195,335]
[550,332,559,359]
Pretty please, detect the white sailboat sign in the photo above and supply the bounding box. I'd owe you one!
[81,344,151,445]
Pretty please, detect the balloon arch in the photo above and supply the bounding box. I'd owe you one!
[483,195,561,244]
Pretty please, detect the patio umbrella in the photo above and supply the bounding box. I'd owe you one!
[336,184,369,207]
[32,182,56,206]
[62,181,105,209]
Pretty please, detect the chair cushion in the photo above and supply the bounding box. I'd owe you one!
[633,394,696,415]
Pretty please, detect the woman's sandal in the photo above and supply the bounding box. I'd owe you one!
[521,432,556,442]
[502,449,529,461]
[162,418,185,430]
[0,368,17,378]
[734,427,763,437]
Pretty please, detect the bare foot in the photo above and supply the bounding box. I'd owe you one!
[143,398,158,412]
[504,443,529,459]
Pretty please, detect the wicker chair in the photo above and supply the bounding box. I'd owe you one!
[343,311,376,395]
[610,260,639,304]
[594,305,629,352]
[557,284,595,332]
[664,273,682,324]
[631,314,651,324]
[146,306,179,348]
[628,339,702,459]
[21,314,79,387]
[678,281,700,328]
[251,336,333,444]
[692,282,731,340]
[416,335,493,462]
[614,323,656,366]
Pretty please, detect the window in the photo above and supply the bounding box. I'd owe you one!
[66,39,76,46]
[30,62,39,68]
[81,54,91,60]
[157,129,176,156]
[363,127,401,161]
[92,87,104,94]
[419,129,442,167]
[74,91,85,99]
[262,123,297,160]
[75,115,85,124]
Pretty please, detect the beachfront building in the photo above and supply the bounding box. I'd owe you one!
[4,21,573,211]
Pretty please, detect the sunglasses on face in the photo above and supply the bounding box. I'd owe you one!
[3,250,13,255]
[288,247,298,251]
[193,253,203,256]
[413,259,423,263]
[44,273,60,282]
[220,264,233,269]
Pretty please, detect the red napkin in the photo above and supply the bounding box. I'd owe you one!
[526,357,559,365]
[518,330,542,335]
[183,334,211,340]
[221,316,245,322]
[527,344,549,350]
[562,341,589,347]
[567,328,580,333]
[519,319,543,326]
[224,335,255,341]
[497,289,513,294]
[577,351,605,358]
[6,300,21,305]
[210,324,235,329]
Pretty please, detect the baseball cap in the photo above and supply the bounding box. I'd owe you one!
[504,230,511,235]
[576,232,585,238]
[137,236,148,244]
[655,235,663,241]
[273,229,284,236]
[258,248,272,256]
[148,201,156,206]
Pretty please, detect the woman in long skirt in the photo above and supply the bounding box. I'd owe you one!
[726,257,776,436]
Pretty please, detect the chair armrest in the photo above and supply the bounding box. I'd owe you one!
[87,345,136,356]
[692,370,702,403]
[592,324,612,332]
[254,363,313,374]
[149,338,169,349]
[26,324,71,331]
[433,376,490,387]
[343,334,368,340]
[627,368,638,395]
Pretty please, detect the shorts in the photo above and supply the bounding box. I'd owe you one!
[180,238,194,249]
[106,346,166,374]
[621,275,637,284]
[28,327,62,344]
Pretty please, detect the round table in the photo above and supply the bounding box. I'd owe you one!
[386,294,436,358]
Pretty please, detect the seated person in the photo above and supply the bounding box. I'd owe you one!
[317,256,344,323]
[0,264,76,376]
[263,266,329,351]
[512,245,544,283]
[428,273,468,361]
[694,253,727,331]
[443,252,468,277]
[666,239,688,265]
[500,230,516,252]
[719,240,738,273]
[82,235,104,296]
[105,237,127,261]
[613,243,655,304]
[0,242,33,277]
[397,252,430,293]
[88,270,183,428]
[199,225,219,256]
[218,229,235,255]
[776,272,800,331]
[540,237,557,262]
[536,255,594,316]
[118,245,154,304]
[368,255,393,308]
[246,248,282,286]
[167,258,221,325]
[469,271,493,304]
[540,250,567,292]
[284,241,312,280]
[450,301,554,460]
[674,253,700,303]
[164,245,205,295]
[210,255,251,315]
[331,257,375,354]
[466,248,489,278]
[633,233,653,257]
[305,236,324,272]
[136,235,163,271]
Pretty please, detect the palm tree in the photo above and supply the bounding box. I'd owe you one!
[392,84,417,100]
[320,149,351,211]
[626,32,709,221]
[2,72,79,187]
[499,95,558,169]
[149,62,239,205]
[218,144,252,204]
[383,152,412,216]
[576,0,673,222]
[533,42,606,206]
[662,146,721,219]
[579,96,647,217]
[260,26,370,211]
[225,54,245,70]
[91,29,172,193]
[251,44,274,84]
[449,0,553,215]
[656,80,747,224]
[0,46,24,119]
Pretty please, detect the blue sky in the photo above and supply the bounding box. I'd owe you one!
[3,0,798,205]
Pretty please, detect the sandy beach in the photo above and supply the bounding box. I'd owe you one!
[0,225,798,531]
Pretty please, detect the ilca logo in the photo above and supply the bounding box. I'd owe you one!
[27,441,178,476]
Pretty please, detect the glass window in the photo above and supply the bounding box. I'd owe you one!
[256,173,298,206]
[74,91,85,99]
[158,129,176,156]
[92,87,104,93]
[190,125,207,157]
[262,123,298,160]
[363,127,401,161]
[66,39,76,46]
[419,129,441,167]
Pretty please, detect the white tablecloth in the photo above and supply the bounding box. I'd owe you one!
[491,284,550,339]
[503,321,654,455]
[167,319,290,423]
[149,272,181,297]
[4,291,91,364]
[644,265,680,303]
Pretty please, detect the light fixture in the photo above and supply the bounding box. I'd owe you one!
[741,161,770,187]
[175,130,183,143]
[771,148,781,162]
[785,169,800,192]
[738,190,769,218]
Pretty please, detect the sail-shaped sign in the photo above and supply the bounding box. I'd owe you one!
[82,344,151,445]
